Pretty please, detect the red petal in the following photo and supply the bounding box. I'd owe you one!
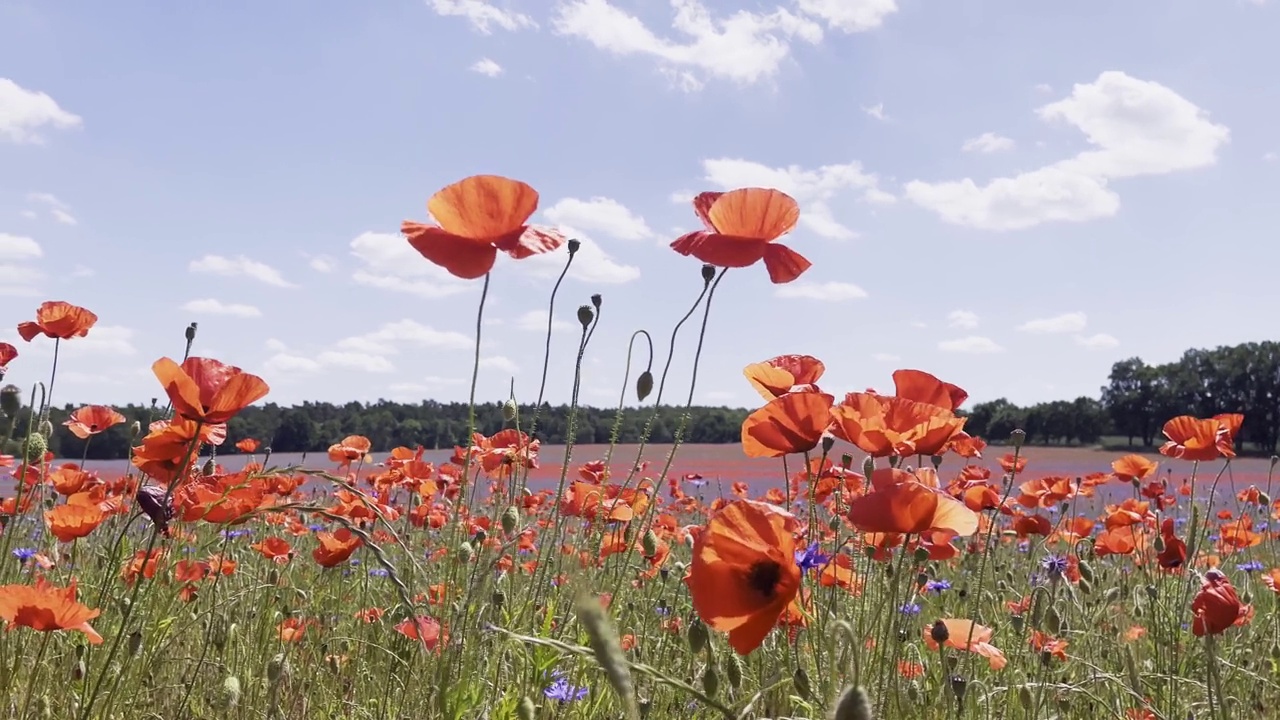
[762,244,811,284]
[692,192,724,232]
[497,225,566,259]
[674,233,767,268]
[404,224,498,280]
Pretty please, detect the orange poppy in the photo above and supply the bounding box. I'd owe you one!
[1156,518,1186,570]
[63,405,127,440]
[252,537,293,564]
[923,618,1006,670]
[152,356,270,424]
[846,468,979,536]
[686,500,801,654]
[740,390,834,458]
[830,393,966,458]
[16,301,98,341]
[743,355,825,400]
[670,188,811,284]
[328,435,372,464]
[1159,415,1236,462]
[132,418,225,485]
[45,503,105,542]
[891,369,967,411]
[0,342,16,375]
[313,528,362,567]
[235,438,260,453]
[401,175,565,280]
[1112,454,1158,482]
[1191,569,1245,636]
[0,577,102,644]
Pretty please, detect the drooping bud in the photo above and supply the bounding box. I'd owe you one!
[636,371,654,402]
[266,653,289,684]
[724,653,743,690]
[701,665,719,697]
[641,529,659,558]
[458,541,475,564]
[687,619,709,654]
[862,456,874,478]
[202,457,216,476]
[186,323,198,342]
[577,305,594,328]
[37,419,53,437]
[128,629,144,656]
[517,697,537,720]
[792,667,811,700]
[501,506,520,535]
[129,420,141,437]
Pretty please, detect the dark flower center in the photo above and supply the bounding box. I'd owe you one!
[746,560,782,599]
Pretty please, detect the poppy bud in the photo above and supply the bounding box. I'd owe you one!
[1272,455,1279,468]
[0,384,20,418]
[491,590,505,607]
[128,629,144,656]
[687,619,709,654]
[913,547,929,563]
[129,420,141,437]
[38,418,53,437]
[136,484,173,536]
[1018,686,1033,710]
[502,400,517,422]
[473,529,487,545]
[73,659,85,681]
[22,432,46,464]
[949,675,967,703]
[567,238,581,256]
[636,370,653,402]
[862,456,875,478]
[517,697,537,720]
[821,435,835,453]
[832,686,873,720]
[501,506,520,535]
[792,667,811,700]
[1010,614,1024,633]
[1009,429,1026,449]
[458,542,475,563]
[641,530,659,558]
[930,454,943,470]
[266,653,289,684]
[724,652,743,689]
[828,515,841,531]
[591,293,602,309]
[700,264,715,283]
[1077,560,1094,583]
[203,457,217,476]
[220,675,241,710]
[186,322,198,342]
[1261,492,1272,506]
[701,666,719,696]
[840,453,853,470]
[1045,607,1062,635]
[930,620,949,644]
[577,305,594,328]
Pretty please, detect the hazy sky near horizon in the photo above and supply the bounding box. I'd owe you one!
[2,0,1278,413]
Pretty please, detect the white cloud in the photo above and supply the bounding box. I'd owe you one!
[349,231,472,298]
[697,157,893,240]
[265,338,289,353]
[316,350,395,373]
[862,102,888,121]
[796,0,898,32]
[263,353,323,374]
[938,336,1004,354]
[470,58,504,77]
[430,0,536,33]
[1265,151,1278,163]
[1075,333,1120,349]
[190,254,297,288]
[26,193,77,225]
[947,309,979,329]
[181,298,263,318]
[961,132,1015,154]
[552,0,823,89]
[0,233,41,261]
[1017,312,1087,334]
[75,325,137,356]
[872,352,900,362]
[480,355,520,374]
[0,78,82,144]
[308,255,336,273]
[520,232,640,284]
[774,280,868,301]
[514,309,574,332]
[544,197,652,240]
[906,71,1230,231]
[337,319,473,355]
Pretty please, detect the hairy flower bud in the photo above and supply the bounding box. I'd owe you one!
[0,384,20,418]
[636,370,654,402]
[501,506,520,535]
[502,399,518,422]
[832,686,874,720]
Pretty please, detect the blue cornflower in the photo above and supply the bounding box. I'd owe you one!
[11,547,36,563]
[308,524,326,533]
[543,672,588,703]
[349,558,361,566]
[1237,560,1265,573]
[899,602,921,615]
[923,579,951,594]
[1041,555,1069,578]
[794,542,829,574]
[369,568,389,578]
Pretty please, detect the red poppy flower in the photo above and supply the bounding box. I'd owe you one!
[63,405,127,440]
[152,356,270,424]
[740,390,834,459]
[401,175,565,280]
[0,342,16,374]
[686,500,801,654]
[742,354,825,400]
[1191,569,1245,636]
[670,188,811,284]
[846,469,979,537]
[17,301,98,342]
[1159,415,1236,462]
[891,369,968,411]
[0,577,102,644]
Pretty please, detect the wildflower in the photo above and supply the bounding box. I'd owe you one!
[1236,560,1264,573]
[16,301,98,341]
[740,390,835,459]
[686,500,801,654]
[1191,569,1245,636]
[63,405,127,440]
[543,671,588,704]
[11,548,37,563]
[924,619,1007,670]
[1041,555,1069,580]
[151,356,270,424]
[0,577,102,644]
[794,542,829,573]
[670,188,811,284]
[743,355,826,400]
[923,579,952,594]
[846,469,979,536]
[900,602,922,615]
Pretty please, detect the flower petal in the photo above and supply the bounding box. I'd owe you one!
[706,188,799,240]
[761,243,811,284]
[426,175,538,240]
[404,224,499,280]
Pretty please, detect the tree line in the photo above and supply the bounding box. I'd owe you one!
[2,340,1276,460]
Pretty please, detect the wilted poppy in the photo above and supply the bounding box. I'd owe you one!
[152,356,270,424]
[670,188,811,284]
[846,469,979,537]
[0,577,102,644]
[63,405,127,440]
[740,390,834,458]
[686,500,801,654]
[743,355,825,400]
[1191,569,1245,636]
[16,301,98,342]
[401,175,565,280]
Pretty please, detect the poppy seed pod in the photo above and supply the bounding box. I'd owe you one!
[1010,429,1026,449]
[590,293,602,309]
[862,456,875,479]
[930,620,950,644]
[567,238,581,255]
[577,305,594,328]
[0,384,20,418]
[701,264,716,283]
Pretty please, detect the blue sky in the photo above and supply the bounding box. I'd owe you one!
[1,0,1277,413]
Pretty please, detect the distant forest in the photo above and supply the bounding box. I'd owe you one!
[3,340,1278,460]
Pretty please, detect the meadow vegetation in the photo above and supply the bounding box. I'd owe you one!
[0,176,1276,720]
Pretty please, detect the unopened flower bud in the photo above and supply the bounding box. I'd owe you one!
[590,293,602,309]
[687,619,709,654]
[502,400,517,422]
[701,666,719,697]
[792,667,811,699]
[700,264,715,283]
[566,239,581,256]
[128,629,143,656]
[517,697,537,720]
[1010,429,1026,449]
[862,456,874,478]
[129,420,141,437]
[833,686,873,720]
[266,653,289,684]
[641,529,659,558]
[501,506,520,535]
[636,371,654,402]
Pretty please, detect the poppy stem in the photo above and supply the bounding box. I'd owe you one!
[42,337,59,420]
[524,247,577,450]
[458,272,491,503]
[16,631,51,720]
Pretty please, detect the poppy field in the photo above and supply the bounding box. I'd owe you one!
[1,176,1278,720]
